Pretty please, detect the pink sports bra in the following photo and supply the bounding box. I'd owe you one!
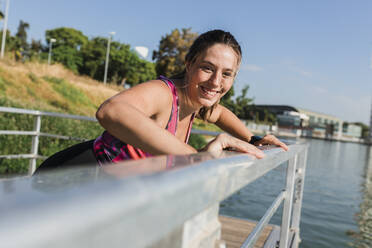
[93,76,195,165]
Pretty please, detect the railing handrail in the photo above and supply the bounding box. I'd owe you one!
[0,143,308,248]
[0,106,97,121]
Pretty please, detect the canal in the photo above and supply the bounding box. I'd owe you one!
[220,138,372,248]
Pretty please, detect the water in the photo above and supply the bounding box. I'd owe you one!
[220,139,372,248]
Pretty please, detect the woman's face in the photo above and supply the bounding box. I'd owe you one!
[186,43,239,108]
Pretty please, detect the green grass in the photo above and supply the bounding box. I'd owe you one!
[43,76,95,110]
[0,76,9,93]
[28,73,40,84]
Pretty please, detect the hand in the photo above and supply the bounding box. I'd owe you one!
[253,134,289,151]
[201,133,265,159]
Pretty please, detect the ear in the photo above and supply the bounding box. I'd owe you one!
[185,61,191,72]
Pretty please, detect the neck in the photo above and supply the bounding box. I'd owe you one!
[173,78,201,121]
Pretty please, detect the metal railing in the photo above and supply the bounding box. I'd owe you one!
[0,106,97,175]
[0,107,308,248]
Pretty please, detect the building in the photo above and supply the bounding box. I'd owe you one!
[342,123,362,139]
[296,108,343,139]
[253,105,343,139]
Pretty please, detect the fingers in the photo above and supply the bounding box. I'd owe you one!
[206,133,265,159]
[257,135,289,151]
[276,140,289,151]
[227,135,265,158]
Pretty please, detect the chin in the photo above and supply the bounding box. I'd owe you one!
[198,98,219,108]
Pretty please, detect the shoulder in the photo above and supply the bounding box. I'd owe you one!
[103,79,173,117]
[116,79,172,100]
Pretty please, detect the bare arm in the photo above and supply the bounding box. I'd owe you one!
[207,104,288,151]
[96,80,196,155]
[208,104,253,142]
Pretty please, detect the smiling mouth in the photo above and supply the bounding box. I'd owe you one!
[200,86,222,98]
[200,86,222,96]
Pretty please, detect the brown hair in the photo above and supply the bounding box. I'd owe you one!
[173,29,242,121]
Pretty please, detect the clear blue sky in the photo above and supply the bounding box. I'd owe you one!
[5,0,372,124]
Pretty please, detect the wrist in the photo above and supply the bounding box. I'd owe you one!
[249,135,262,145]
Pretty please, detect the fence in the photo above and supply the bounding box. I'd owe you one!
[0,106,97,175]
[0,106,308,248]
[0,106,224,175]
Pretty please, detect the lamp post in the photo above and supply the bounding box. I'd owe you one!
[0,0,10,59]
[103,31,115,85]
[47,38,56,65]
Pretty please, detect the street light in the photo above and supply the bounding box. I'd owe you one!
[103,31,115,85]
[0,0,10,59]
[47,38,56,65]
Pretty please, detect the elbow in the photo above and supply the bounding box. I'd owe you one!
[95,104,106,125]
[96,101,117,128]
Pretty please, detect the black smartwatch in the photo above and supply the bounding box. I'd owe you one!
[249,135,262,145]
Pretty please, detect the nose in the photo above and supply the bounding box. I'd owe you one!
[209,71,221,88]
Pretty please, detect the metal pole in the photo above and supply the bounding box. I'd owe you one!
[29,115,41,175]
[241,191,285,248]
[369,97,372,144]
[0,0,9,58]
[279,155,298,248]
[47,42,52,65]
[103,32,114,85]
[47,39,55,65]
[290,148,308,248]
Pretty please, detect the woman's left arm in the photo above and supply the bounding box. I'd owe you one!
[209,104,288,151]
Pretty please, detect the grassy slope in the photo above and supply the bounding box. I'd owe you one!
[0,59,221,130]
[0,59,121,115]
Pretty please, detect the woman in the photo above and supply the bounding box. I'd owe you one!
[36,29,287,173]
[92,29,287,164]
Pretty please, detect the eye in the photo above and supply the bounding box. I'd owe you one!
[223,72,233,78]
[201,65,213,72]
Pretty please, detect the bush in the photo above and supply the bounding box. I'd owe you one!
[188,133,207,150]
[0,112,103,175]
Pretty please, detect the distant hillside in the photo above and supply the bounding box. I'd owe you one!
[0,59,121,116]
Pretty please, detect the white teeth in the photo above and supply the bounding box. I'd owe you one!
[201,86,221,97]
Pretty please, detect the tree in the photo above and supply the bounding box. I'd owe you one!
[152,28,198,77]
[79,37,107,79]
[79,37,156,85]
[220,85,235,110]
[45,27,88,50]
[45,27,88,71]
[15,20,29,52]
[29,39,43,60]
[0,29,19,58]
[234,85,254,119]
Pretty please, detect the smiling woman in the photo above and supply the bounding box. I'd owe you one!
[35,30,288,173]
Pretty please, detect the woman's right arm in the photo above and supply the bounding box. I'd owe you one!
[96,80,197,155]
[96,80,264,158]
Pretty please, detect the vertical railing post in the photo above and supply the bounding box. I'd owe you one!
[29,114,41,175]
[290,148,308,248]
[279,155,297,248]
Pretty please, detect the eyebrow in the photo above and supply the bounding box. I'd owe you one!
[200,60,235,72]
